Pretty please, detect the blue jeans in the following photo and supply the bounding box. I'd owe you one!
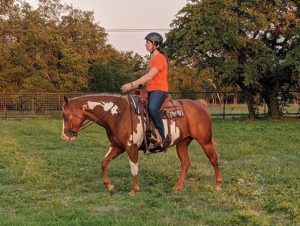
[148,90,168,140]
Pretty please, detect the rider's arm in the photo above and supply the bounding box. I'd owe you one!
[121,67,159,92]
[132,67,159,87]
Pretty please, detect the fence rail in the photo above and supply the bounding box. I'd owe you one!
[0,92,299,119]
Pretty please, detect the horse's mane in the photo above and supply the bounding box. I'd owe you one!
[69,93,130,104]
[70,93,123,101]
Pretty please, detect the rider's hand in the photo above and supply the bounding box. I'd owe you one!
[121,83,131,93]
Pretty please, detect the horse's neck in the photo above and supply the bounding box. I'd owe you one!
[83,95,129,126]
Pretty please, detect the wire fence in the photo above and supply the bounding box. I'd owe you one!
[0,92,299,119]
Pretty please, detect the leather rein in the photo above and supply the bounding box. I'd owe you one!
[65,94,128,135]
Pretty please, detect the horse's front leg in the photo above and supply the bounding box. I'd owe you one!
[127,148,139,197]
[101,146,123,194]
[175,141,191,191]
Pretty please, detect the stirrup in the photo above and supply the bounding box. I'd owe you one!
[147,146,166,154]
[148,137,158,144]
[162,139,170,149]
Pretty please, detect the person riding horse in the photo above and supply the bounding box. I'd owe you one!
[61,32,222,195]
[121,32,169,151]
[62,94,222,196]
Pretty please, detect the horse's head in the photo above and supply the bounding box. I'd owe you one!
[61,96,86,141]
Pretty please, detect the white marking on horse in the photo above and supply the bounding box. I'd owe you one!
[163,119,180,146]
[83,101,119,115]
[105,147,112,158]
[128,116,144,147]
[61,120,66,138]
[129,160,138,176]
[61,119,76,141]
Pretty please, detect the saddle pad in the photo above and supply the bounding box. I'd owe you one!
[129,95,141,115]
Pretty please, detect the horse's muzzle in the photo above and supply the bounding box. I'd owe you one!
[61,130,78,141]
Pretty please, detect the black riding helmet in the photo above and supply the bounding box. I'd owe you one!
[145,32,163,47]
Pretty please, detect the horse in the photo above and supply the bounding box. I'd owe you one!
[61,93,222,196]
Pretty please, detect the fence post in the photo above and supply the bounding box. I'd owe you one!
[222,92,226,119]
[4,96,7,120]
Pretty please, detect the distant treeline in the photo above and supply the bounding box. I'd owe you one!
[1,0,300,119]
[0,0,146,93]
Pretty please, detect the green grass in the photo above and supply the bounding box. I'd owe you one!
[208,103,300,116]
[0,118,300,225]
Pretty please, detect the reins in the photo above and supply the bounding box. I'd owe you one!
[78,93,142,154]
[68,92,155,154]
[67,93,143,153]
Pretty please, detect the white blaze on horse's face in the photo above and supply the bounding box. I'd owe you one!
[128,116,144,147]
[83,101,119,115]
[61,111,79,141]
[61,120,72,141]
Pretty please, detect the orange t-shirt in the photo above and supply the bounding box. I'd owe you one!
[146,53,169,92]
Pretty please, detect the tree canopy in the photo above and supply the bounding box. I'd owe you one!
[1,0,300,119]
[166,0,300,118]
[0,0,143,93]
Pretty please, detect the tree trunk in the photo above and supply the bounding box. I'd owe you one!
[263,91,280,119]
[242,90,257,120]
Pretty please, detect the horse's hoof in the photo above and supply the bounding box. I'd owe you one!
[108,184,115,195]
[173,185,183,193]
[216,185,222,191]
[128,190,136,197]
[174,183,183,190]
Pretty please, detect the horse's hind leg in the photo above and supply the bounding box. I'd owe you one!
[198,139,222,190]
[101,146,123,194]
[127,148,139,197]
[175,140,191,191]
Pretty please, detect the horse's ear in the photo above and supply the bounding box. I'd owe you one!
[64,95,69,107]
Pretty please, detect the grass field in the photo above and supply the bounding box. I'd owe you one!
[0,118,300,225]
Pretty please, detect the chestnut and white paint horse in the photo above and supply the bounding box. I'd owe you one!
[61,94,222,196]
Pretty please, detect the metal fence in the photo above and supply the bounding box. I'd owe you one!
[0,92,299,119]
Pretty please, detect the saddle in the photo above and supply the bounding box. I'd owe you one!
[129,89,184,152]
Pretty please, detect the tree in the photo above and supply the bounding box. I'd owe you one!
[87,51,145,92]
[166,0,300,119]
[0,0,143,93]
[168,65,202,96]
[0,0,14,15]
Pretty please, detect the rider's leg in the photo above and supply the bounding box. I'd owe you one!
[148,90,168,142]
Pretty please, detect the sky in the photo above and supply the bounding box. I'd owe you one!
[26,0,187,56]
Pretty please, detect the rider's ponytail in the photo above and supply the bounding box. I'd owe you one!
[157,48,169,68]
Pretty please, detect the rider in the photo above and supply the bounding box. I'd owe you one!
[121,32,169,150]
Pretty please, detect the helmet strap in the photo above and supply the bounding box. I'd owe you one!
[150,48,155,54]
[150,42,157,54]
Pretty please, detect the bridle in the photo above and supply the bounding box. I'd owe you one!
[62,112,83,137]
[63,93,145,154]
